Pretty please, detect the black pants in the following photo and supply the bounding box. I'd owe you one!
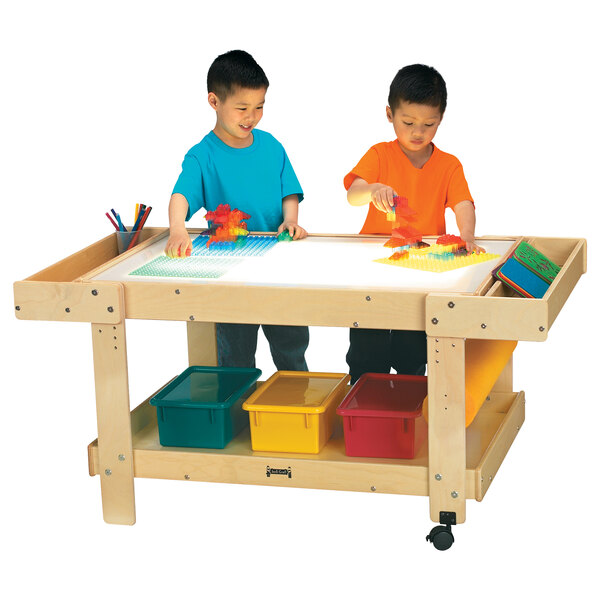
[346,328,427,384]
[216,323,309,371]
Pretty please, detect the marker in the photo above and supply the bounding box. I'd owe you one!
[111,209,127,232]
[131,206,145,232]
[126,206,152,250]
[106,212,120,231]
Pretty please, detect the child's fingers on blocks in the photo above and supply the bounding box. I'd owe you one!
[373,187,395,213]
[466,241,484,254]
[374,196,390,213]
[166,238,191,259]
[384,193,395,212]
[166,242,182,259]
[177,241,189,258]
[385,188,397,211]
[373,199,385,213]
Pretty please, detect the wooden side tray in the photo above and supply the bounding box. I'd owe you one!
[13,228,167,323]
[425,237,586,341]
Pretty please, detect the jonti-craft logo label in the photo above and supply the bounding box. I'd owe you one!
[266,466,292,478]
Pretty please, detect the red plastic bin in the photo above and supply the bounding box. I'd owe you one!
[336,373,427,459]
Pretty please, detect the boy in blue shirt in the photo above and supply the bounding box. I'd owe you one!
[166,50,309,370]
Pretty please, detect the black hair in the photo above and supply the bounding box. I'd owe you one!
[207,50,269,100]
[388,64,447,115]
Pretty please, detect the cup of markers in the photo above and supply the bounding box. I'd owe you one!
[106,203,152,254]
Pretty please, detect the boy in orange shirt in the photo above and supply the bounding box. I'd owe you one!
[344,64,481,383]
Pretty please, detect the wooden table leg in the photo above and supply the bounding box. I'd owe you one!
[427,336,467,524]
[187,321,218,367]
[91,321,136,525]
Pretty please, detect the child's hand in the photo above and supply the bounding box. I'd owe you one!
[370,184,397,213]
[165,229,192,258]
[277,221,307,240]
[463,237,485,254]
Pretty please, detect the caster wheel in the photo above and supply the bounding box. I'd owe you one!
[426,525,454,551]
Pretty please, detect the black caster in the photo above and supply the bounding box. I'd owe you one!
[426,524,454,550]
[426,512,456,550]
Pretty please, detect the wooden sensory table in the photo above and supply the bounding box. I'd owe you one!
[13,229,586,547]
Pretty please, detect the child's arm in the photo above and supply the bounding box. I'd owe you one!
[165,193,193,258]
[277,194,307,240]
[347,177,396,213]
[453,201,484,254]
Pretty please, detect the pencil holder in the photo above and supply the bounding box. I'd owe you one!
[115,229,153,254]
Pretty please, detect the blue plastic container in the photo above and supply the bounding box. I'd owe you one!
[149,366,261,448]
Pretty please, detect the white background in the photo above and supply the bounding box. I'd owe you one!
[2,1,598,598]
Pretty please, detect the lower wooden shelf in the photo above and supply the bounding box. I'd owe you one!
[88,390,525,502]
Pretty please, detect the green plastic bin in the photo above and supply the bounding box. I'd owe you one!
[149,366,261,448]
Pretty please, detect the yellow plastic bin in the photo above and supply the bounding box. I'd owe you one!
[242,371,350,453]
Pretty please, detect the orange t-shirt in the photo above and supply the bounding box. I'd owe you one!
[344,141,474,235]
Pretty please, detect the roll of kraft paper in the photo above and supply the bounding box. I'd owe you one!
[423,339,517,427]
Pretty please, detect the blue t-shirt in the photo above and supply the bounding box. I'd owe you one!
[172,129,304,232]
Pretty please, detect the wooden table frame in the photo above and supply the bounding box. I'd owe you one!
[13,229,587,528]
